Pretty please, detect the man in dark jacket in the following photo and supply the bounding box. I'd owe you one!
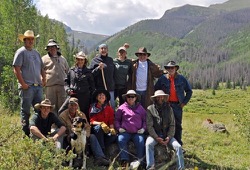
[88,44,116,110]
[145,90,184,170]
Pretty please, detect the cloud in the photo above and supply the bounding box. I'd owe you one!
[35,0,227,35]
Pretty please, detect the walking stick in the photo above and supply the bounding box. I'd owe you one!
[101,68,108,90]
[101,68,112,106]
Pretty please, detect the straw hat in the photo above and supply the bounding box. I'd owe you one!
[18,30,39,42]
[74,51,87,59]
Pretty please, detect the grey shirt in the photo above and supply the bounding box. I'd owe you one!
[13,46,43,87]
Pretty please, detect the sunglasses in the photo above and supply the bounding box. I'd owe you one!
[127,95,136,98]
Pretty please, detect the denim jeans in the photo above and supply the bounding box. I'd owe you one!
[89,134,106,158]
[19,85,43,136]
[109,91,115,111]
[118,132,145,161]
[136,90,146,109]
[92,125,117,153]
[145,136,184,170]
[170,103,183,145]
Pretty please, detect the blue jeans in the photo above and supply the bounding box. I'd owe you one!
[92,125,117,153]
[118,132,145,161]
[145,136,184,170]
[170,103,183,145]
[136,90,146,109]
[109,91,115,111]
[19,85,43,136]
[89,134,106,158]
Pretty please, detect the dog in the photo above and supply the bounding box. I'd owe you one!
[69,116,87,169]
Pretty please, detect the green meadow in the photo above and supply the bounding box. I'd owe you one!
[0,88,249,169]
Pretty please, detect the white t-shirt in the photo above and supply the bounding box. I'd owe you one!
[136,61,148,91]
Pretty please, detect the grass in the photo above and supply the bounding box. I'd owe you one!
[182,88,250,169]
[0,88,249,169]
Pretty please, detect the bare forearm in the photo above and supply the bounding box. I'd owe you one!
[30,126,46,139]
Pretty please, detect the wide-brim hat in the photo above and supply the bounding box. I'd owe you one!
[45,39,59,50]
[18,30,39,42]
[135,47,151,57]
[122,90,141,101]
[92,89,110,102]
[150,90,169,102]
[34,99,55,110]
[164,61,179,70]
[74,51,87,59]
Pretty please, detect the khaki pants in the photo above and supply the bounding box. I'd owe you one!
[45,85,66,115]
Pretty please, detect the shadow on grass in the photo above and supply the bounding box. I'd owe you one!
[184,153,238,170]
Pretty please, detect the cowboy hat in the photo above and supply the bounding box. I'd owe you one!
[164,61,179,70]
[18,30,39,42]
[45,39,60,50]
[135,47,151,57]
[122,90,141,101]
[34,99,55,110]
[74,51,87,59]
[92,89,110,102]
[150,90,169,101]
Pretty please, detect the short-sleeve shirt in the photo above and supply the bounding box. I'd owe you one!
[30,112,63,136]
[12,46,43,87]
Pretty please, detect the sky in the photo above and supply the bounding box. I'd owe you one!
[34,0,228,35]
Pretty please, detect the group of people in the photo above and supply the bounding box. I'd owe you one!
[13,30,193,169]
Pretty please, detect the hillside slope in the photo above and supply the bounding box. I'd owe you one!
[103,0,250,89]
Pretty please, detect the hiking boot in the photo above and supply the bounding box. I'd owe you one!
[96,157,110,166]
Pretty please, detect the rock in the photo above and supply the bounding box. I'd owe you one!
[202,119,228,133]
[106,141,174,165]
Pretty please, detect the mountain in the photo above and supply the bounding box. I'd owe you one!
[102,0,250,89]
[64,24,109,54]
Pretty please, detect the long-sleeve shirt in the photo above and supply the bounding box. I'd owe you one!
[146,102,175,139]
[115,102,146,133]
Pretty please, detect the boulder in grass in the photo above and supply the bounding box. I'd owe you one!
[202,118,228,133]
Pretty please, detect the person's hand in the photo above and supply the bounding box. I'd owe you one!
[163,137,170,145]
[98,62,104,70]
[100,122,110,133]
[42,78,46,87]
[119,128,126,133]
[156,137,165,145]
[21,83,29,90]
[110,128,116,135]
[137,128,145,134]
[180,103,185,108]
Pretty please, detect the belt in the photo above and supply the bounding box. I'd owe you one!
[169,101,179,104]
[32,84,40,86]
